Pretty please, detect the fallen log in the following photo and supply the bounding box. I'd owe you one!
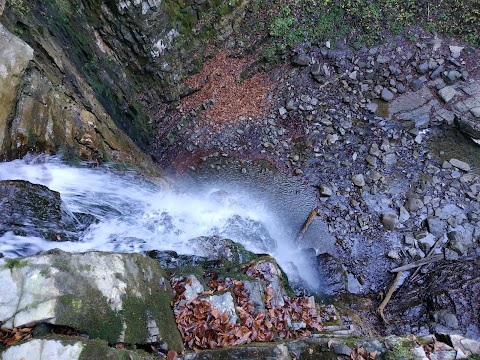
[294,208,318,246]
[377,271,403,324]
[389,254,444,273]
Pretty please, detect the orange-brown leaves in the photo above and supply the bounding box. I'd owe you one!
[1,325,35,348]
[179,50,271,131]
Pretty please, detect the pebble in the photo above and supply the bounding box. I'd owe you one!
[381,88,394,102]
[352,174,365,187]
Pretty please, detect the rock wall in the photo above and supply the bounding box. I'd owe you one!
[0,0,246,168]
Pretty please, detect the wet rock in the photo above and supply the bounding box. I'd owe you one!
[0,252,183,350]
[316,254,346,295]
[192,235,260,263]
[449,158,471,172]
[0,180,91,241]
[381,213,399,230]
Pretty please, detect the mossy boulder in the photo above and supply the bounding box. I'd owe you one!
[0,251,183,352]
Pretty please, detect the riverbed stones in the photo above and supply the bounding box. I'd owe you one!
[0,252,183,351]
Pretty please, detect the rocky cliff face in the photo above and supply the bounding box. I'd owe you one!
[0,0,245,169]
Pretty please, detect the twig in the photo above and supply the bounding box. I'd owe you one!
[389,254,443,273]
[377,271,403,324]
[294,208,318,246]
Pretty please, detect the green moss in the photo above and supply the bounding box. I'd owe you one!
[3,258,28,270]
[56,293,123,344]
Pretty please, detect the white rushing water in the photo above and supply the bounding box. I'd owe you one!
[0,156,319,289]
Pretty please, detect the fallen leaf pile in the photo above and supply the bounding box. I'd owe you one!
[171,262,325,350]
[0,323,34,349]
[350,345,378,360]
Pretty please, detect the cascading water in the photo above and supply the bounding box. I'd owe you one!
[0,156,332,290]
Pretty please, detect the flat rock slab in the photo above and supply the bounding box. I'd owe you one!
[388,87,434,118]
[0,252,183,351]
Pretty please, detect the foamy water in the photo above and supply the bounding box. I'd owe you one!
[0,156,319,289]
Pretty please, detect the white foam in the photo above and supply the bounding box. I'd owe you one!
[0,156,318,289]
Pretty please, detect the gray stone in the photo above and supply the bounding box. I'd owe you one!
[396,83,406,94]
[203,292,238,324]
[352,174,365,187]
[435,310,459,329]
[449,158,471,172]
[318,184,333,197]
[430,65,444,80]
[369,143,380,156]
[416,232,436,253]
[279,107,287,116]
[417,61,429,74]
[446,70,462,84]
[333,343,352,356]
[366,102,378,113]
[381,88,395,102]
[449,45,464,58]
[438,86,457,103]
[1,339,84,360]
[450,335,480,357]
[285,99,296,111]
[470,107,480,118]
[292,54,310,66]
[426,216,446,238]
[310,63,322,76]
[411,77,426,91]
[381,213,399,230]
[399,206,410,223]
[0,0,5,15]
[447,225,474,255]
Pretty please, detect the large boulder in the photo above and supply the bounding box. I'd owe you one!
[0,251,184,352]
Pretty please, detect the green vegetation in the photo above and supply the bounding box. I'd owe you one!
[246,0,480,63]
[3,258,28,270]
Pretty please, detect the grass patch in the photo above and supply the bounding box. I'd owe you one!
[3,258,28,270]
